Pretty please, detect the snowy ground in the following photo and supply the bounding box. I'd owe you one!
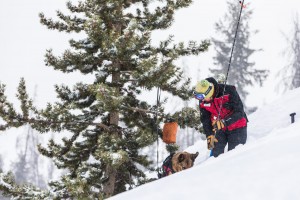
[109,87,300,200]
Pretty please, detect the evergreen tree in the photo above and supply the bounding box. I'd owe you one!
[279,14,300,90]
[0,157,8,200]
[0,1,209,199]
[47,132,56,183]
[210,0,268,111]
[0,156,8,200]
[12,87,47,188]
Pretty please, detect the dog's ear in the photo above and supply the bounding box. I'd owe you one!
[191,152,199,161]
[178,153,185,162]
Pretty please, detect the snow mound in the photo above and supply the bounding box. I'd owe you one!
[109,88,300,200]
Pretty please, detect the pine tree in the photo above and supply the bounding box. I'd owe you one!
[279,14,300,90]
[12,87,47,188]
[0,1,209,199]
[210,0,268,111]
[0,156,7,200]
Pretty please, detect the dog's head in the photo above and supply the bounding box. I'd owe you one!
[172,151,199,172]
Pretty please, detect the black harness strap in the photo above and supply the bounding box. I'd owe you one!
[158,153,175,178]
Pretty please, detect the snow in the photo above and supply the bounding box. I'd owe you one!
[108,87,300,200]
[0,174,12,189]
[102,60,112,66]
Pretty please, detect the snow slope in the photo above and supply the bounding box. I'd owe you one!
[109,87,300,200]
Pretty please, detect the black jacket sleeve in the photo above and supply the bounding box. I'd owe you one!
[200,107,213,137]
[223,85,247,126]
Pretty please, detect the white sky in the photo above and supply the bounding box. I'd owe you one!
[108,87,300,200]
[1,0,300,109]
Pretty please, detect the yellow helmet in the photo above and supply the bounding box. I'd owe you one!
[195,80,214,99]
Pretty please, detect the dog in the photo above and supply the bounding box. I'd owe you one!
[158,151,199,178]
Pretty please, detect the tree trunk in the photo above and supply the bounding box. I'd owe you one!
[103,165,117,198]
[103,3,123,196]
[103,65,121,198]
[109,70,120,126]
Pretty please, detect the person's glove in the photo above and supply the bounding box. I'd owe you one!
[212,119,225,132]
[207,135,218,150]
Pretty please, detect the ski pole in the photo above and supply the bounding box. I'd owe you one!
[214,0,246,141]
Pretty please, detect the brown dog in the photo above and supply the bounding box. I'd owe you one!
[159,151,199,177]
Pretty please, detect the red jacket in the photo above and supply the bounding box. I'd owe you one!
[200,95,247,131]
[199,77,247,136]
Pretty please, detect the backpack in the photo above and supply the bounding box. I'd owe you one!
[157,153,175,178]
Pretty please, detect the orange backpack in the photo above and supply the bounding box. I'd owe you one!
[162,122,178,144]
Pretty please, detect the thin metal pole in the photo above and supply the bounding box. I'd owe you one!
[222,0,245,90]
[214,0,246,139]
[156,87,161,171]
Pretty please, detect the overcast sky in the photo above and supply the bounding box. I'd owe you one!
[1,0,300,109]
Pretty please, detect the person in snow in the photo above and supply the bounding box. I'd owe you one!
[194,77,247,157]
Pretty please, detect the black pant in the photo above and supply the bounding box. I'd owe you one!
[212,126,247,157]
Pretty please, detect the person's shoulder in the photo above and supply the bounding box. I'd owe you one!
[225,84,236,90]
[221,84,237,94]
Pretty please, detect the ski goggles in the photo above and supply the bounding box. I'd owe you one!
[193,85,213,101]
[193,92,206,100]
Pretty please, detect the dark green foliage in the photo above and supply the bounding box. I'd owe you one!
[0,0,209,199]
[0,172,50,200]
[166,143,180,153]
[172,107,201,130]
